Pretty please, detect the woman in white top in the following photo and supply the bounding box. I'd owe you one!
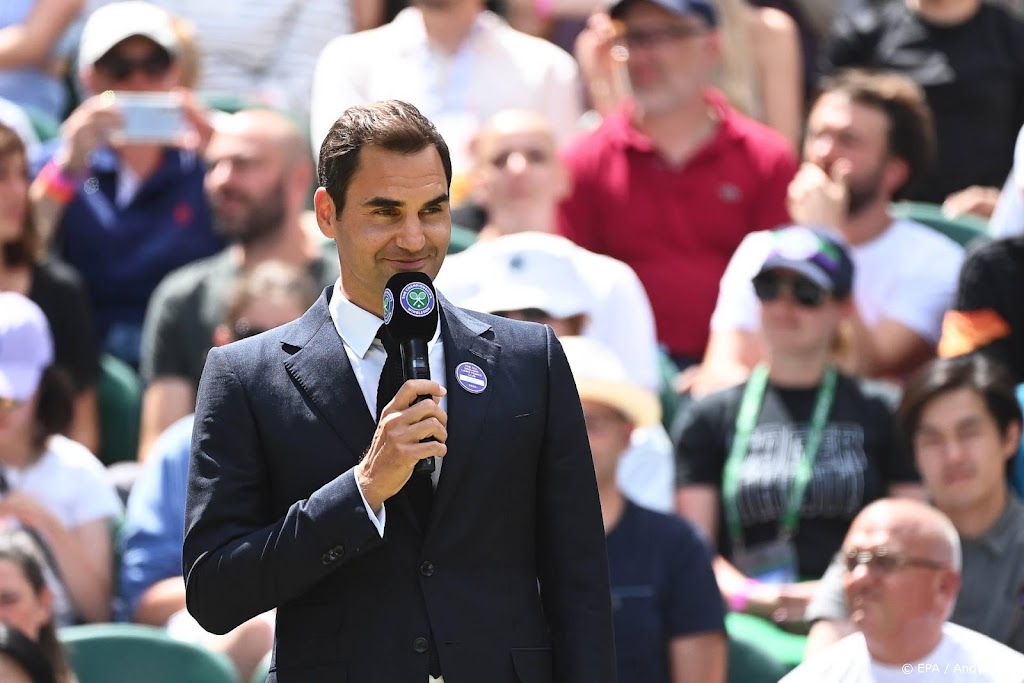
[0,293,122,625]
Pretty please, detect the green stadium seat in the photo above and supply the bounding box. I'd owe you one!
[726,611,808,673]
[888,201,990,249]
[728,633,790,683]
[96,353,142,465]
[448,224,478,254]
[60,623,235,683]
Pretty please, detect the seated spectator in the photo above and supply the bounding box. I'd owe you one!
[0,293,121,625]
[309,0,583,199]
[576,0,804,148]
[0,123,100,453]
[699,69,963,395]
[437,109,660,391]
[0,531,74,683]
[806,355,1024,655]
[459,243,675,512]
[558,0,797,370]
[561,335,726,683]
[0,0,83,122]
[989,123,1024,238]
[821,0,1024,207]
[30,1,224,368]
[783,499,1024,681]
[120,262,318,682]
[938,236,1024,384]
[137,108,337,461]
[90,0,350,120]
[676,227,923,629]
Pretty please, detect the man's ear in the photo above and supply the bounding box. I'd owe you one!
[313,187,338,239]
[884,156,910,198]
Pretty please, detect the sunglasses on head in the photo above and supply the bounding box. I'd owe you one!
[752,271,830,308]
[841,547,948,574]
[95,49,172,80]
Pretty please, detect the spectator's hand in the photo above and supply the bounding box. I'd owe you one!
[176,88,214,153]
[55,92,123,175]
[0,491,61,538]
[772,581,819,623]
[941,185,1000,220]
[575,12,625,114]
[787,161,851,229]
[356,380,448,512]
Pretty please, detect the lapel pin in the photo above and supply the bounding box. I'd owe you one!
[455,362,487,394]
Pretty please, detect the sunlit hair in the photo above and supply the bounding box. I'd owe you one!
[0,124,38,268]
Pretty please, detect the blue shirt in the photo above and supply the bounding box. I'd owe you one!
[606,501,726,683]
[55,148,223,366]
[117,415,193,622]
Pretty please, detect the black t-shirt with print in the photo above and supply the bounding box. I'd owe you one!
[822,0,1024,203]
[675,373,919,578]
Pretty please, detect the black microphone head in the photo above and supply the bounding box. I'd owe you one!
[383,272,439,342]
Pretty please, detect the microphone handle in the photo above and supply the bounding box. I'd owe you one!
[400,338,436,475]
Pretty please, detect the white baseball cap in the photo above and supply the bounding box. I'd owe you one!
[560,336,661,428]
[464,244,591,319]
[78,1,179,68]
[0,293,54,401]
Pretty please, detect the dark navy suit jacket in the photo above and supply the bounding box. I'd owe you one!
[182,288,616,682]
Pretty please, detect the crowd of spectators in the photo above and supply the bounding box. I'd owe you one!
[2,0,1024,680]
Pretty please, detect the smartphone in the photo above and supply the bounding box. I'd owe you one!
[108,91,188,144]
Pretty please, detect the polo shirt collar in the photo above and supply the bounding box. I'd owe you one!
[977,493,1024,557]
[328,280,441,359]
[606,88,740,155]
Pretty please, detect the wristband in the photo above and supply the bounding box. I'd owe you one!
[36,160,80,204]
[727,577,760,612]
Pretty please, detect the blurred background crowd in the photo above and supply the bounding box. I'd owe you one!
[2,0,1024,680]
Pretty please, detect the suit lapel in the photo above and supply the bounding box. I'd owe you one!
[430,299,501,532]
[282,289,376,465]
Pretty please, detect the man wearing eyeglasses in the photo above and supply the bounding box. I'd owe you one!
[784,498,1024,681]
[29,1,223,370]
[804,354,1024,659]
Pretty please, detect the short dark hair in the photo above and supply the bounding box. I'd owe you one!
[32,366,74,455]
[317,100,452,216]
[0,123,39,268]
[898,355,1023,439]
[815,69,936,200]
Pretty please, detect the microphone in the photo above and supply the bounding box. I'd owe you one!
[382,272,440,475]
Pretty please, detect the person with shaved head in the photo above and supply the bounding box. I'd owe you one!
[783,498,1024,681]
[137,108,340,460]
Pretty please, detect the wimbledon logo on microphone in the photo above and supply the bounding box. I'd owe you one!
[382,288,395,324]
[400,282,435,318]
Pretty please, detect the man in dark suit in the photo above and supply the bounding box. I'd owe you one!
[182,100,616,683]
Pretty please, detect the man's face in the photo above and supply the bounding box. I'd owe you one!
[472,121,567,212]
[913,388,1019,513]
[803,93,898,217]
[582,399,633,487]
[205,128,290,245]
[0,151,28,244]
[616,1,716,114]
[88,36,180,93]
[842,515,953,641]
[317,145,450,317]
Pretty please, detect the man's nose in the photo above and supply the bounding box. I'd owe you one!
[395,215,427,252]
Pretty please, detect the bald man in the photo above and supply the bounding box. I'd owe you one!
[137,109,340,461]
[782,499,1024,681]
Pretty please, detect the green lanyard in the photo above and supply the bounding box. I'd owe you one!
[722,364,838,551]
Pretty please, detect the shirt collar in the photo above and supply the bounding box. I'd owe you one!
[328,280,441,358]
[976,492,1024,557]
[605,88,739,154]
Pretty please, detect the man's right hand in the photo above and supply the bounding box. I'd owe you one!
[787,161,851,229]
[54,92,123,175]
[355,380,448,512]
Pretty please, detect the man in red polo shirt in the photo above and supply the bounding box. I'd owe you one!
[558,0,797,368]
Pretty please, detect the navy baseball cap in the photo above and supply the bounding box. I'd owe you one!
[756,226,855,298]
[608,0,718,26]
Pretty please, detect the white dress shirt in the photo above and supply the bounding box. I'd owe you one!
[328,281,447,536]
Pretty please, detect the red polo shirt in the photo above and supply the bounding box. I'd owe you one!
[557,92,797,360]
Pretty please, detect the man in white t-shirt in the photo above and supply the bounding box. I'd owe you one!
[695,70,964,396]
[782,498,1024,682]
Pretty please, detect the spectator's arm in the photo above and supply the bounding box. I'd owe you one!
[0,0,83,68]
[138,379,195,462]
[755,8,804,151]
[843,313,935,379]
[309,34,367,159]
[133,576,186,626]
[669,633,727,683]
[68,388,99,455]
[691,330,761,398]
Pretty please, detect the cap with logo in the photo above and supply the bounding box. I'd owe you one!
[756,226,855,298]
[78,1,180,68]
[0,293,55,402]
[464,246,591,319]
[560,336,661,428]
[608,0,718,26]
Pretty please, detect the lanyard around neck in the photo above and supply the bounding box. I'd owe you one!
[722,364,838,551]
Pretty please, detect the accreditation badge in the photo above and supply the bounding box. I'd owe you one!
[731,538,800,584]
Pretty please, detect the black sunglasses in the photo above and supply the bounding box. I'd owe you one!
[752,271,829,308]
[842,547,947,574]
[95,49,173,80]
